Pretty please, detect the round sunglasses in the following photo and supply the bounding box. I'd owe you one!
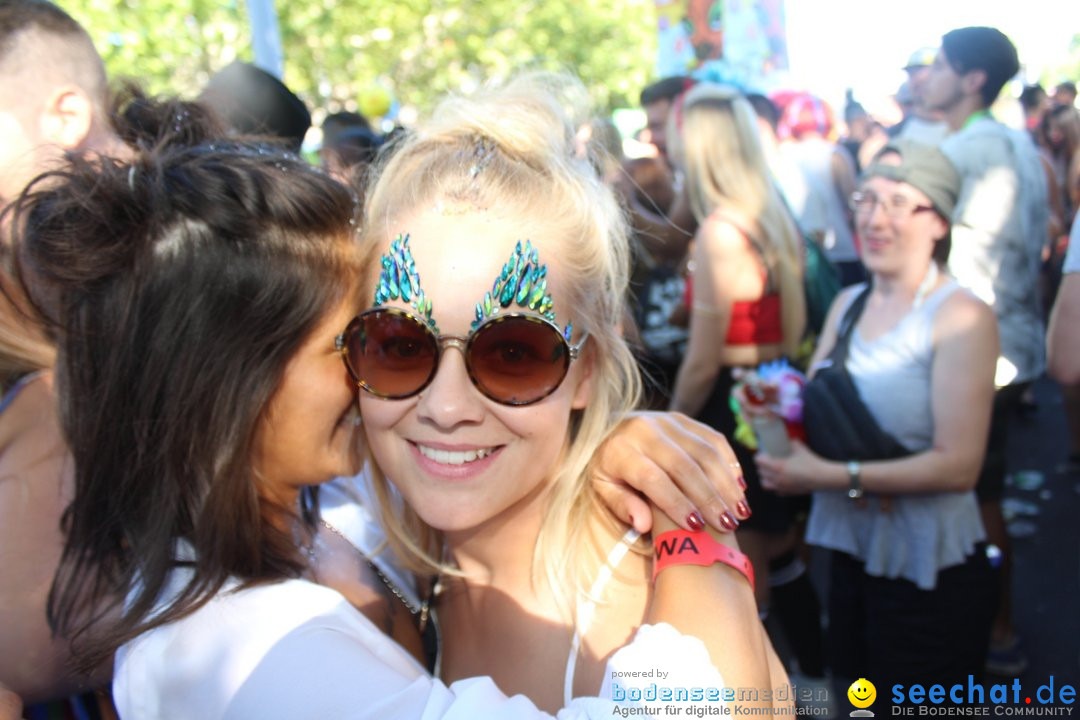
[336,307,588,406]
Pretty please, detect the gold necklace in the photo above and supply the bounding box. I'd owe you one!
[318,519,440,632]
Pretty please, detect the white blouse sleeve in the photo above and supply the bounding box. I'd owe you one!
[221,620,726,720]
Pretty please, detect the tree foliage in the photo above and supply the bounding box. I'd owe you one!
[66,0,658,119]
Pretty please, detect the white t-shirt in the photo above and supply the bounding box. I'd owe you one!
[113,473,729,719]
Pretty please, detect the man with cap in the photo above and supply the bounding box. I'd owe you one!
[891,47,948,145]
[756,138,1000,692]
[921,25,1049,676]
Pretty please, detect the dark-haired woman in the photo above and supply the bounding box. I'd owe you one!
[11,131,751,717]
[0,87,224,710]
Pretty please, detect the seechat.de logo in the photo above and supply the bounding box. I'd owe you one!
[890,676,1075,716]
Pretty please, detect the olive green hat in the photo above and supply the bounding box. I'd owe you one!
[864,139,960,219]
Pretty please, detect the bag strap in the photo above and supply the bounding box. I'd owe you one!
[830,284,872,366]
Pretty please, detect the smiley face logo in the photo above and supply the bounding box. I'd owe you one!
[848,678,877,709]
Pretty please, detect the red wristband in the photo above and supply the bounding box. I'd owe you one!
[652,529,755,591]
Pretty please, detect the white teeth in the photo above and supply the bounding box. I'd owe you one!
[416,444,494,465]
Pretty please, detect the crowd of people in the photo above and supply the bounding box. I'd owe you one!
[0,1,1078,718]
[628,26,1078,695]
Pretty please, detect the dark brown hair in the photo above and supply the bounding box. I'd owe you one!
[941,27,1019,108]
[10,138,362,672]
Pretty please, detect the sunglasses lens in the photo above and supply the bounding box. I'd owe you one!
[469,316,570,405]
[347,310,438,398]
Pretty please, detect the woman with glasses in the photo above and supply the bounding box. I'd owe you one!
[11,92,764,718]
[755,140,1000,691]
[346,73,789,715]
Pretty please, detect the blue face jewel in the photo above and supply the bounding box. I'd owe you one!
[472,240,570,339]
[372,234,437,332]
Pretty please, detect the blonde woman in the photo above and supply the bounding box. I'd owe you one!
[350,73,789,715]
[667,84,809,619]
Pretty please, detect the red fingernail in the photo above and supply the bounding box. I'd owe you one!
[736,500,752,519]
[719,512,739,531]
[737,475,747,490]
[686,511,706,532]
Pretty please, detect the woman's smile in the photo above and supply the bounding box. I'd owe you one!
[408,439,506,480]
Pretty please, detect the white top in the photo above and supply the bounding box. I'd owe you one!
[805,281,986,591]
[114,473,730,719]
[1064,212,1080,275]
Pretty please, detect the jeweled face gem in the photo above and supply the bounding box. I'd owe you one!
[372,233,437,332]
[472,239,571,340]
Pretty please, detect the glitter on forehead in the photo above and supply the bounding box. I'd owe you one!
[372,233,437,332]
[472,239,571,339]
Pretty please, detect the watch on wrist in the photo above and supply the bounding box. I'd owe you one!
[847,460,864,500]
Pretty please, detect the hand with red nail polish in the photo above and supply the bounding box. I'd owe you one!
[591,411,749,534]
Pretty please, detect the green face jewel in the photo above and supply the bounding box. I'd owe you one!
[472,240,572,340]
[372,234,437,331]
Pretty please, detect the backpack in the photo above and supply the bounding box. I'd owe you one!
[802,234,842,336]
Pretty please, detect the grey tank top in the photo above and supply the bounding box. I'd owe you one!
[805,280,986,590]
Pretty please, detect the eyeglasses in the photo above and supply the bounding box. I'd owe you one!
[849,190,934,219]
[336,307,588,406]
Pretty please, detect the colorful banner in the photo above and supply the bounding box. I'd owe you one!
[655,0,789,89]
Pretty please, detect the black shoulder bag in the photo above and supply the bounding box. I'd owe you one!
[801,286,911,462]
